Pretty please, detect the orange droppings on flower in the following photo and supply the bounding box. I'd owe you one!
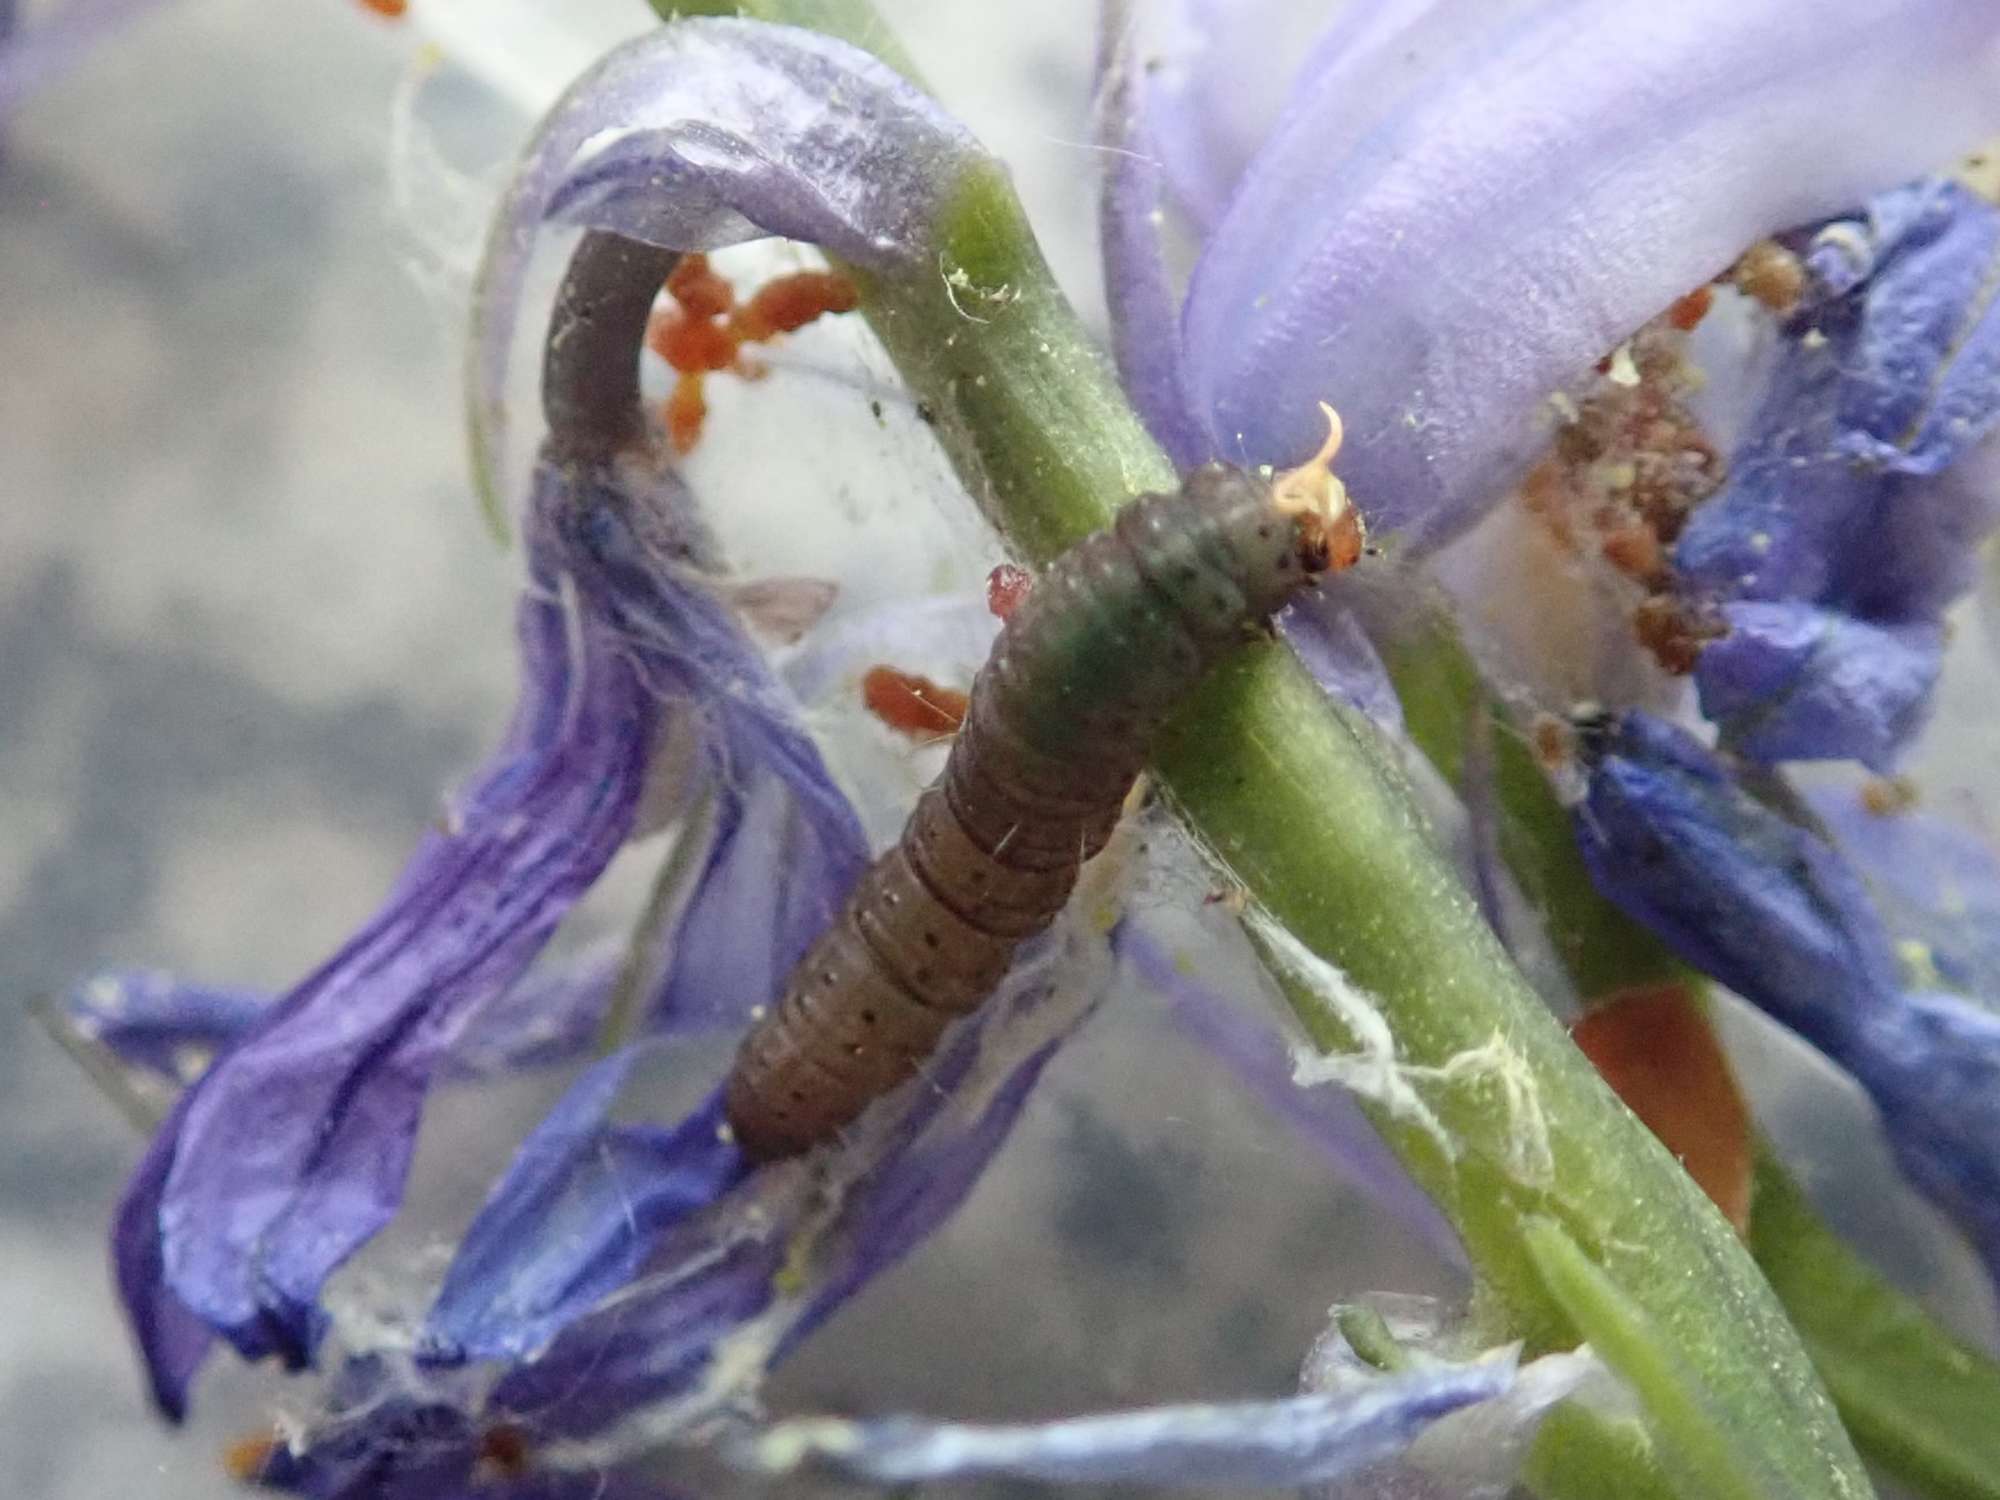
[643,260,861,453]
[1529,711,1576,774]
[664,373,708,455]
[646,307,741,375]
[1861,775,1920,816]
[355,0,408,16]
[861,665,970,738]
[1600,522,1664,584]
[1666,285,1714,332]
[986,563,1033,620]
[1571,983,1752,1235]
[665,253,734,320]
[733,271,861,342]
[223,1432,283,1482]
[1731,239,1806,314]
[474,1423,532,1482]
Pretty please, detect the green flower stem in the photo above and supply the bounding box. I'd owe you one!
[643,4,1864,1494]
[1383,629,1681,998]
[1391,621,2000,1500]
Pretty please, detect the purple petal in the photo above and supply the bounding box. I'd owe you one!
[559,471,870,1022]
[1096,16,1208,468]
[1677,179,2000,620]
[152,480,658,1370]
[742,1357,1513,1487]
[119,452,865,1405]
[1179,0,2000,550]
[1576,712,2000,1280]
[460,898,1125,1456]
[1819,180,2000,476]
[1694,601,1941,770]
[424,1062,747,1364]
[1128,0,1348,235]
[61,970,266,1089]
[1575,712,1903,1049]
[1675,332,1881,609]
[111,1100,214,1422]
[1280,596,1407,737]
[1307,1309,1604,1500]
[1117,924,1465,1270]
[470,17,986,510]
[1809,786,2000,1004]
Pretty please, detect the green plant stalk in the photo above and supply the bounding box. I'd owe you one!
[1391,621,2000,1500]
[643,3,1865,1493]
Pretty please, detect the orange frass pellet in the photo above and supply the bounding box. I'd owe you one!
[665,253,735,320]
[646,308,741,375]
[732,271,860,343]
[1666,285,1714,331]
[664,373,708,456]
[861,665,970,739]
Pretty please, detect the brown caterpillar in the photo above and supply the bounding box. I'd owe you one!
[723,412,1360,1159]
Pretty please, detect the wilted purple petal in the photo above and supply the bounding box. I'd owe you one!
[560,473,869,1017]
[1308,1309,1604,1500]
[1669,180,2000,761]
[394,884,1127,1468]
[470,17,988,509]
[1576,711,2000,1279]
[1117,924,1465,1269]
[118,451,865,1410]
[0,0,174,117]
[1678,180,2000,614]
[60,942,736,1097]
[425,1061,746,1364]
[1576,712,1906,1051]
[743,1356,1512,1487]
[1820,180,2000,476]
[61,971,265,1090]
[149,478,655,1376]
[438,948,624,1080]
[112,1101,214,1421]
[1694,601,1941,770]
[1809,786,2000,1005]
[1177,1,2000,550]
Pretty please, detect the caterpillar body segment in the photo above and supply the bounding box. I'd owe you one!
[724,430,1356,1159]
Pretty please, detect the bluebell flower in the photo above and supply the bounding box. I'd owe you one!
[1808,782,2000,1004]
[107,436,869,1413]
[1676,179,2000,768]
[62,16,1572,1495]
[1101,0,2000,554]
[1574,710,2000,1283]
[63,3,2000,1495]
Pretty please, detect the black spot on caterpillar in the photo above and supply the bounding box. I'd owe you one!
[724,414,1361,1159]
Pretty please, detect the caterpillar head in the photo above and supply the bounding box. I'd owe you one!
[1272,403,1364,575]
